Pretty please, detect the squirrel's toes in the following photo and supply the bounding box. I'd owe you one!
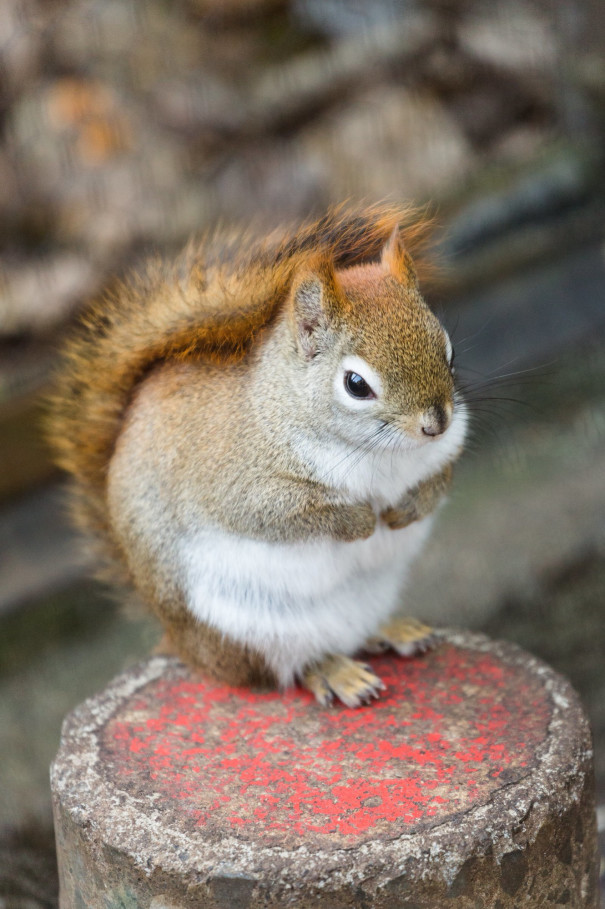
[365,616,440,657]
[302,654,385,708]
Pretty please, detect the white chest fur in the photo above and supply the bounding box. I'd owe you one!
[179,515,434,687]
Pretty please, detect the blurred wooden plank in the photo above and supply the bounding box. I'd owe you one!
[0,482,90,616]
[0,390,56,503]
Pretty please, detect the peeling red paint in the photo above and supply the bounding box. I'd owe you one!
[103,644,551,848]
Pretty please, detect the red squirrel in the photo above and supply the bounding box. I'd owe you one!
[48,206,467,706]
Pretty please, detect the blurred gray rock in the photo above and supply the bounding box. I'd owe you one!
[0,0,52,110]
[301,86,474,202]
[293,0,413,38]
[457,3,558,74]
[440,149,591,260]
[0,254,100,335]
[247,12,436,131]
[211,141,325,222]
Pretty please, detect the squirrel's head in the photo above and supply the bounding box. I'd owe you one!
[286,227,464,453]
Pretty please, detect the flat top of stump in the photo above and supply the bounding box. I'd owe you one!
[103,640,549,846]
[52,631,591,888]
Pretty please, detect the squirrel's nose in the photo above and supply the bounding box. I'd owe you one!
[420,404,451,437]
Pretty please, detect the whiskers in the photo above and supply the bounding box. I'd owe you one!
[455,360,555,446]
[319,420,402,488]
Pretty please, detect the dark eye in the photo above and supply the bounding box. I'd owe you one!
[449,348,456,373]
[344,371,375,399]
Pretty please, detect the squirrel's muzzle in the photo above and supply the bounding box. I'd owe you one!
[420,403,452,438]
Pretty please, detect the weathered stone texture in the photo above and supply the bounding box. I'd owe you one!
[51,631,599,907]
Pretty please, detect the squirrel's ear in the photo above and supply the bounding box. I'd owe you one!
[290,258,339,360]
[381,225,418,287]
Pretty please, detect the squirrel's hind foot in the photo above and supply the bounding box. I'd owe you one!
[302,654,385,709]
[365,616,440,657]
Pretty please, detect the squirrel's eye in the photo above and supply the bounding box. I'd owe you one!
[344,371,375,399]
[449,348,456,373]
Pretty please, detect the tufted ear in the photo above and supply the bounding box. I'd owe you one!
[290,257,340,360]
[380,224,418,288]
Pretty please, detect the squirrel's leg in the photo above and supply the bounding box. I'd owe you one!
[381,463,453,530]
[302,654,385,708]
[154,606,277,689]
[364,616,440,657]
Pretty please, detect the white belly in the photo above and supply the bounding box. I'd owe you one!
[179,516,434,686]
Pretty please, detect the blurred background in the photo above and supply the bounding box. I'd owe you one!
[1,0,604,903]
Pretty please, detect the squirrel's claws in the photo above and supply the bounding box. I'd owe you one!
[302,654,385,709]
[365,616,441,658]
[301,666,334,707]
[301,621,437,709]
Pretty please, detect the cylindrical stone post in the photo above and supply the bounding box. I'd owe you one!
[51,631,599,908]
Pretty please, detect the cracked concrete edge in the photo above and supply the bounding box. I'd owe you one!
[50,629,597,900]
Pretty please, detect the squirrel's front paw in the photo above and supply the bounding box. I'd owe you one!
[380,498,418,529]
[365,616,439,657]
[302,654,385,708]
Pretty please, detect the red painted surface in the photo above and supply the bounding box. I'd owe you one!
[103,645,551,847]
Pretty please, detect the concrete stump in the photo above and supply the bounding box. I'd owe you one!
[51,631,599,908]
